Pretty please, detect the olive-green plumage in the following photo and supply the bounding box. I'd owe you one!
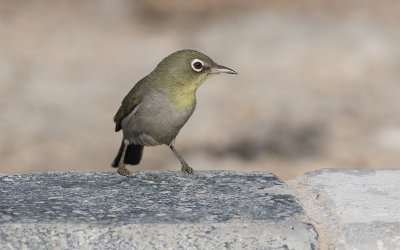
[112,49,237,176]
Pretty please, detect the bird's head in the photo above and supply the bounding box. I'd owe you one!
[153,49,237,89]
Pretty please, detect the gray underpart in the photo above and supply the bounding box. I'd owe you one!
[121,89,195,146]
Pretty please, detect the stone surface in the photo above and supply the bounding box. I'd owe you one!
[0,171,318,249]
[288,168,400,250]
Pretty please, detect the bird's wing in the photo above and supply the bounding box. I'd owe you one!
[113,81,144,132]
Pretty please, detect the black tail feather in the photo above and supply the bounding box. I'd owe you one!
[111,140,144,167]
[124,144,144,165]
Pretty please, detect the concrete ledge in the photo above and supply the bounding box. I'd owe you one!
[0,171,317,249]
[1,169,399,249]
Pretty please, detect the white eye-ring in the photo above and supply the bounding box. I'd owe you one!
[191,59,204,72]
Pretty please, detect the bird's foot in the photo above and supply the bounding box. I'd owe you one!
[181,164,193,174]
[117,165,133,177]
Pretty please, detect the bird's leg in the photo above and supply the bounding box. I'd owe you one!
[117,139,132,177]
[169,144,193,174]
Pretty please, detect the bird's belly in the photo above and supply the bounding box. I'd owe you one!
[121,91,195,146]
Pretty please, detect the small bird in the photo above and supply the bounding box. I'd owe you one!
[112,49,237,176]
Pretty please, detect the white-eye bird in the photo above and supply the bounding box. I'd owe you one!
[112,49,237,176]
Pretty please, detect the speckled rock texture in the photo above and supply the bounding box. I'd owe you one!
[288,169,400,250]
[0,171,318,249]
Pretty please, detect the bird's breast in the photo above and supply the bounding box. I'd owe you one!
[122,89,196,145]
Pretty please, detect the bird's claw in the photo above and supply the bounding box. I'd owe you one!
[181,164,193,174]
[117,165,133,177]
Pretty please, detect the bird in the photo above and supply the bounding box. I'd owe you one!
[111,49,237,176]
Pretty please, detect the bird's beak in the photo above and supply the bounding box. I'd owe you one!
[209,64,238,74]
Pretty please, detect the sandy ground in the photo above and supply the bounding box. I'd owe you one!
[1,0,400,179]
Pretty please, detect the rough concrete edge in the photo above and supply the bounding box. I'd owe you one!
[0,171,320,249]
[0,221,318,249]
[286,172,340,250]
[0,170,280,175]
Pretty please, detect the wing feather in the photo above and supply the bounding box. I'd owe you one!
[113,76,148,131]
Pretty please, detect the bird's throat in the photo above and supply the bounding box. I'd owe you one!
[171,87,197,111]
[166,74,209,111]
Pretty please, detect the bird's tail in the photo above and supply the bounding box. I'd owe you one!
[111,140,144,167]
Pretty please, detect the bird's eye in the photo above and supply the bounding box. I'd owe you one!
[191,59,204,72]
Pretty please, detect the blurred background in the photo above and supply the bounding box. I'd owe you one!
[1,0,400,179]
